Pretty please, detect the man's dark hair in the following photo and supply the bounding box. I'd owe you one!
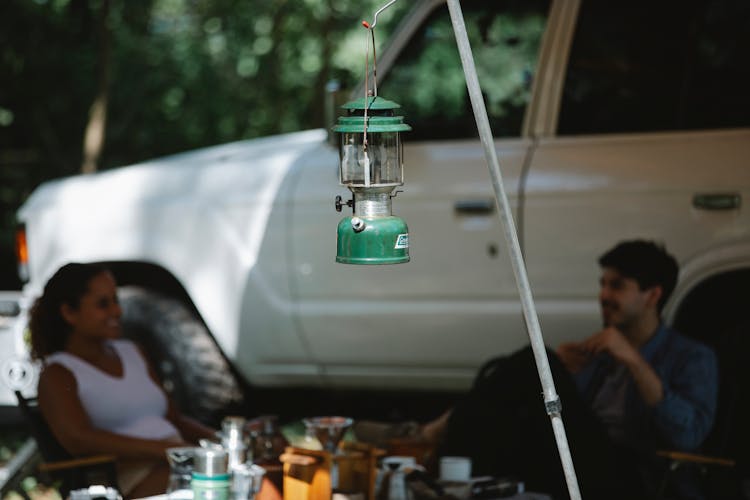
[598,240,678,313]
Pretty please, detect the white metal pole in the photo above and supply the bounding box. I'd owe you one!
[445,1,582,498]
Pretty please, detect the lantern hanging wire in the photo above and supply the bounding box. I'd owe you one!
[359,0,397,186]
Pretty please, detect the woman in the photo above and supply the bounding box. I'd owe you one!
[30,263,217,498]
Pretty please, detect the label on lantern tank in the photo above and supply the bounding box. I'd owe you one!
[395,234,409,249]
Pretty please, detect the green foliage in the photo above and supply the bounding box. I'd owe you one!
[0,0,409,169]
[379,2,545,140]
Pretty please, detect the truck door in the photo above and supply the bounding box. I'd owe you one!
[522,0,750,347]
[289,0,552,390]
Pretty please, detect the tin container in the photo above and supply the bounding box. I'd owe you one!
[193,448,230,500]
[221,416,248,469]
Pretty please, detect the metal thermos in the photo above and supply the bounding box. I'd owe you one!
[221,416,248,469]
[192,448,230,500]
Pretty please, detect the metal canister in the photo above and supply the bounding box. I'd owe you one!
[222,416,246,443]
[230,463,266,500]
[221,416,248,469]
[192,448,230,500]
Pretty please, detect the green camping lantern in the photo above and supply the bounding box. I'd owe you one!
[333,94,412,264]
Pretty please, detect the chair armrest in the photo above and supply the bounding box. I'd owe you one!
[39,454,117,472]
[656,450,735,467]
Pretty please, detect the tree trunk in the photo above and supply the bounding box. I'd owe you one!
[81,0,111,174]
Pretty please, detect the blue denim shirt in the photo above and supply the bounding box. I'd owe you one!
[573,325,718,451]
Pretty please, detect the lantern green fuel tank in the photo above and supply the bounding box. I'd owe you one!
[336,215,409,265]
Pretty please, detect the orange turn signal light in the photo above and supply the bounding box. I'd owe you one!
[15,224,29,282]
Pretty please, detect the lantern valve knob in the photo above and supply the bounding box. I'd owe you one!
[335,195,354,213]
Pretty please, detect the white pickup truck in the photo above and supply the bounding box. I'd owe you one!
[5,0,750,420]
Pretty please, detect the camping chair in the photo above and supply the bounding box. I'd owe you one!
[14,390,118,497]
[655,323,749,499]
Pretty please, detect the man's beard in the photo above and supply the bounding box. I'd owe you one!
[601,300,617,327]
[601,300,632,331]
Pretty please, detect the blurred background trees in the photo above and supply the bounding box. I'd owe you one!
[0,0,410,289]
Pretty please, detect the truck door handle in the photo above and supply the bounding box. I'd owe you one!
[692,193,741,211]
[454,200,495,215]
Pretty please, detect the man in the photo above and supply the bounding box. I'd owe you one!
[558,240,718,453]
[434,240,718,498]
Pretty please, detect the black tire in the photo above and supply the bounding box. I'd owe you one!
[117,286,244,423]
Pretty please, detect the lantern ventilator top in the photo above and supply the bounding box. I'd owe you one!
[334,95,411,132]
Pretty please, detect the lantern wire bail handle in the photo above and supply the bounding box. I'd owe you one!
[359,0,398,185]
[361,0,398,97]
[360,0,398,179]
[362,0,398,30]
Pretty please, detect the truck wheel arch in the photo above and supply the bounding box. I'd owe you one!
[102,261,245,423]
[671,268,750,347]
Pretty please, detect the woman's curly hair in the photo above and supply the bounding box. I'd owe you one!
[29,262,109,360]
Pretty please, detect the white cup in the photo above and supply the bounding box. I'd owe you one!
[439,456,472,482]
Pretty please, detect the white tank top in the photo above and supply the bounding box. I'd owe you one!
[45,339,180,440]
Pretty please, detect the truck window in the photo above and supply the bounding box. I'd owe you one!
[558,0,750,135]
[378,0,550,141]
